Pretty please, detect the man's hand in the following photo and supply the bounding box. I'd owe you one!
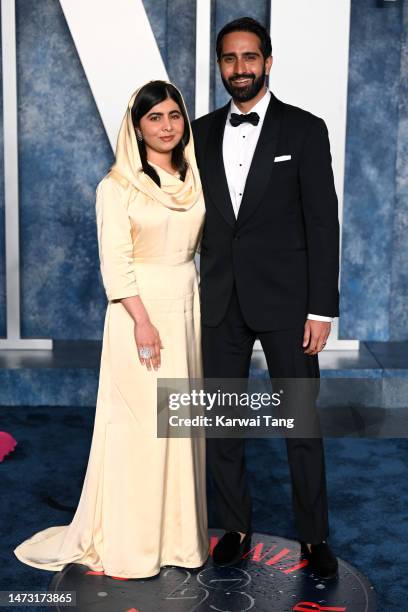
[303,320,331,355]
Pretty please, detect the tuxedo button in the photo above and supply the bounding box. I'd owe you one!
[234,234,240,240]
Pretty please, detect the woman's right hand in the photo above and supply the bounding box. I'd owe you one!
[134,320,163,371]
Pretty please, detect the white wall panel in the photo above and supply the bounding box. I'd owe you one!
[59,0,168,150]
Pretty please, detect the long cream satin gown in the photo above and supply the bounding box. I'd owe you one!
[14,122,209,577]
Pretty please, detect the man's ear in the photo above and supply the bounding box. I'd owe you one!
[265,55,273,76]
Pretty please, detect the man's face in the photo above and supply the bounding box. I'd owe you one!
[218,31,272,102]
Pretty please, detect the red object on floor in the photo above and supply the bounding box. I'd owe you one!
[85,570,129,580]
[0,432,17,462]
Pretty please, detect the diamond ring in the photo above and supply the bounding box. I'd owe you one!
[139,346,152,359]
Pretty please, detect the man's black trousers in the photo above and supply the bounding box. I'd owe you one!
[202,284,329,545]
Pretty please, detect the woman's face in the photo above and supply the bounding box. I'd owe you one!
[138,97,185,155]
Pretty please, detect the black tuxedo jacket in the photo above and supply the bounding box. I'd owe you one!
[191,92,340,330]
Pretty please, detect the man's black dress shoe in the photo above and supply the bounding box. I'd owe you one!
[213,532,252,567]
[300,540,338,579]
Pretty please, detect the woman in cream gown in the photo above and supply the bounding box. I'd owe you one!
[14,81,209,578]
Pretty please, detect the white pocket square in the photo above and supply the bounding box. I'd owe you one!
[274,155,292,162]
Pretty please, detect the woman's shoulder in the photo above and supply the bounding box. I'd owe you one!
[96,170,132,197]
[95,171,137,217]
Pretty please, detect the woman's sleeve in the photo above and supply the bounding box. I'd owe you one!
[95,177,139,301]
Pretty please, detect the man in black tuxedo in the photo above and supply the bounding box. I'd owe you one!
[192,17,339,578]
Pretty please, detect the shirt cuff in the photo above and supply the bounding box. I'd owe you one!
[307,313,334,322]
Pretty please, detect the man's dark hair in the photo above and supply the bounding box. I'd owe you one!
[216,17,272,61]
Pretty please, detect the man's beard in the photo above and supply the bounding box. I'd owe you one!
[221,70,266,102]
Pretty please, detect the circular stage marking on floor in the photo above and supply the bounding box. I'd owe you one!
[49,529,376,611]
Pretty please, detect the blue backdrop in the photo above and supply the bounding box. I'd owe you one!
[0,0,406,341]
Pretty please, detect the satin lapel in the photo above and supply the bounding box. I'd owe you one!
[236,94,284,227]
[204,103,236,227]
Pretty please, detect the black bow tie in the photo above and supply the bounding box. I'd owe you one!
[230,112,260,127]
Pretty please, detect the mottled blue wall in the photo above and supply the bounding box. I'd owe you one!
[143,0,196,118]
[339,0,405,341]
[16,0,111,339]
[0,0,406,341]
[390,0,408,339]
[0,14,5,338]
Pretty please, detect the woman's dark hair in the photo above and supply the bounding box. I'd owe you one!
[216,17,272,61]
[131,80,190,187]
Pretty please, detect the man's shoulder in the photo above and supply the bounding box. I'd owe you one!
[191,104,229,132]
[277,96,325,130]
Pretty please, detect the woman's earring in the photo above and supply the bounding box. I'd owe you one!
[136,129,143,142]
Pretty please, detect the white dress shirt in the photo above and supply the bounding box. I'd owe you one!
[222,89,334,323]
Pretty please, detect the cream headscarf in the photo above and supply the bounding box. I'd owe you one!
[110,81,202,211]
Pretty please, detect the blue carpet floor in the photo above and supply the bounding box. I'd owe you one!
[0,405,407,611]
